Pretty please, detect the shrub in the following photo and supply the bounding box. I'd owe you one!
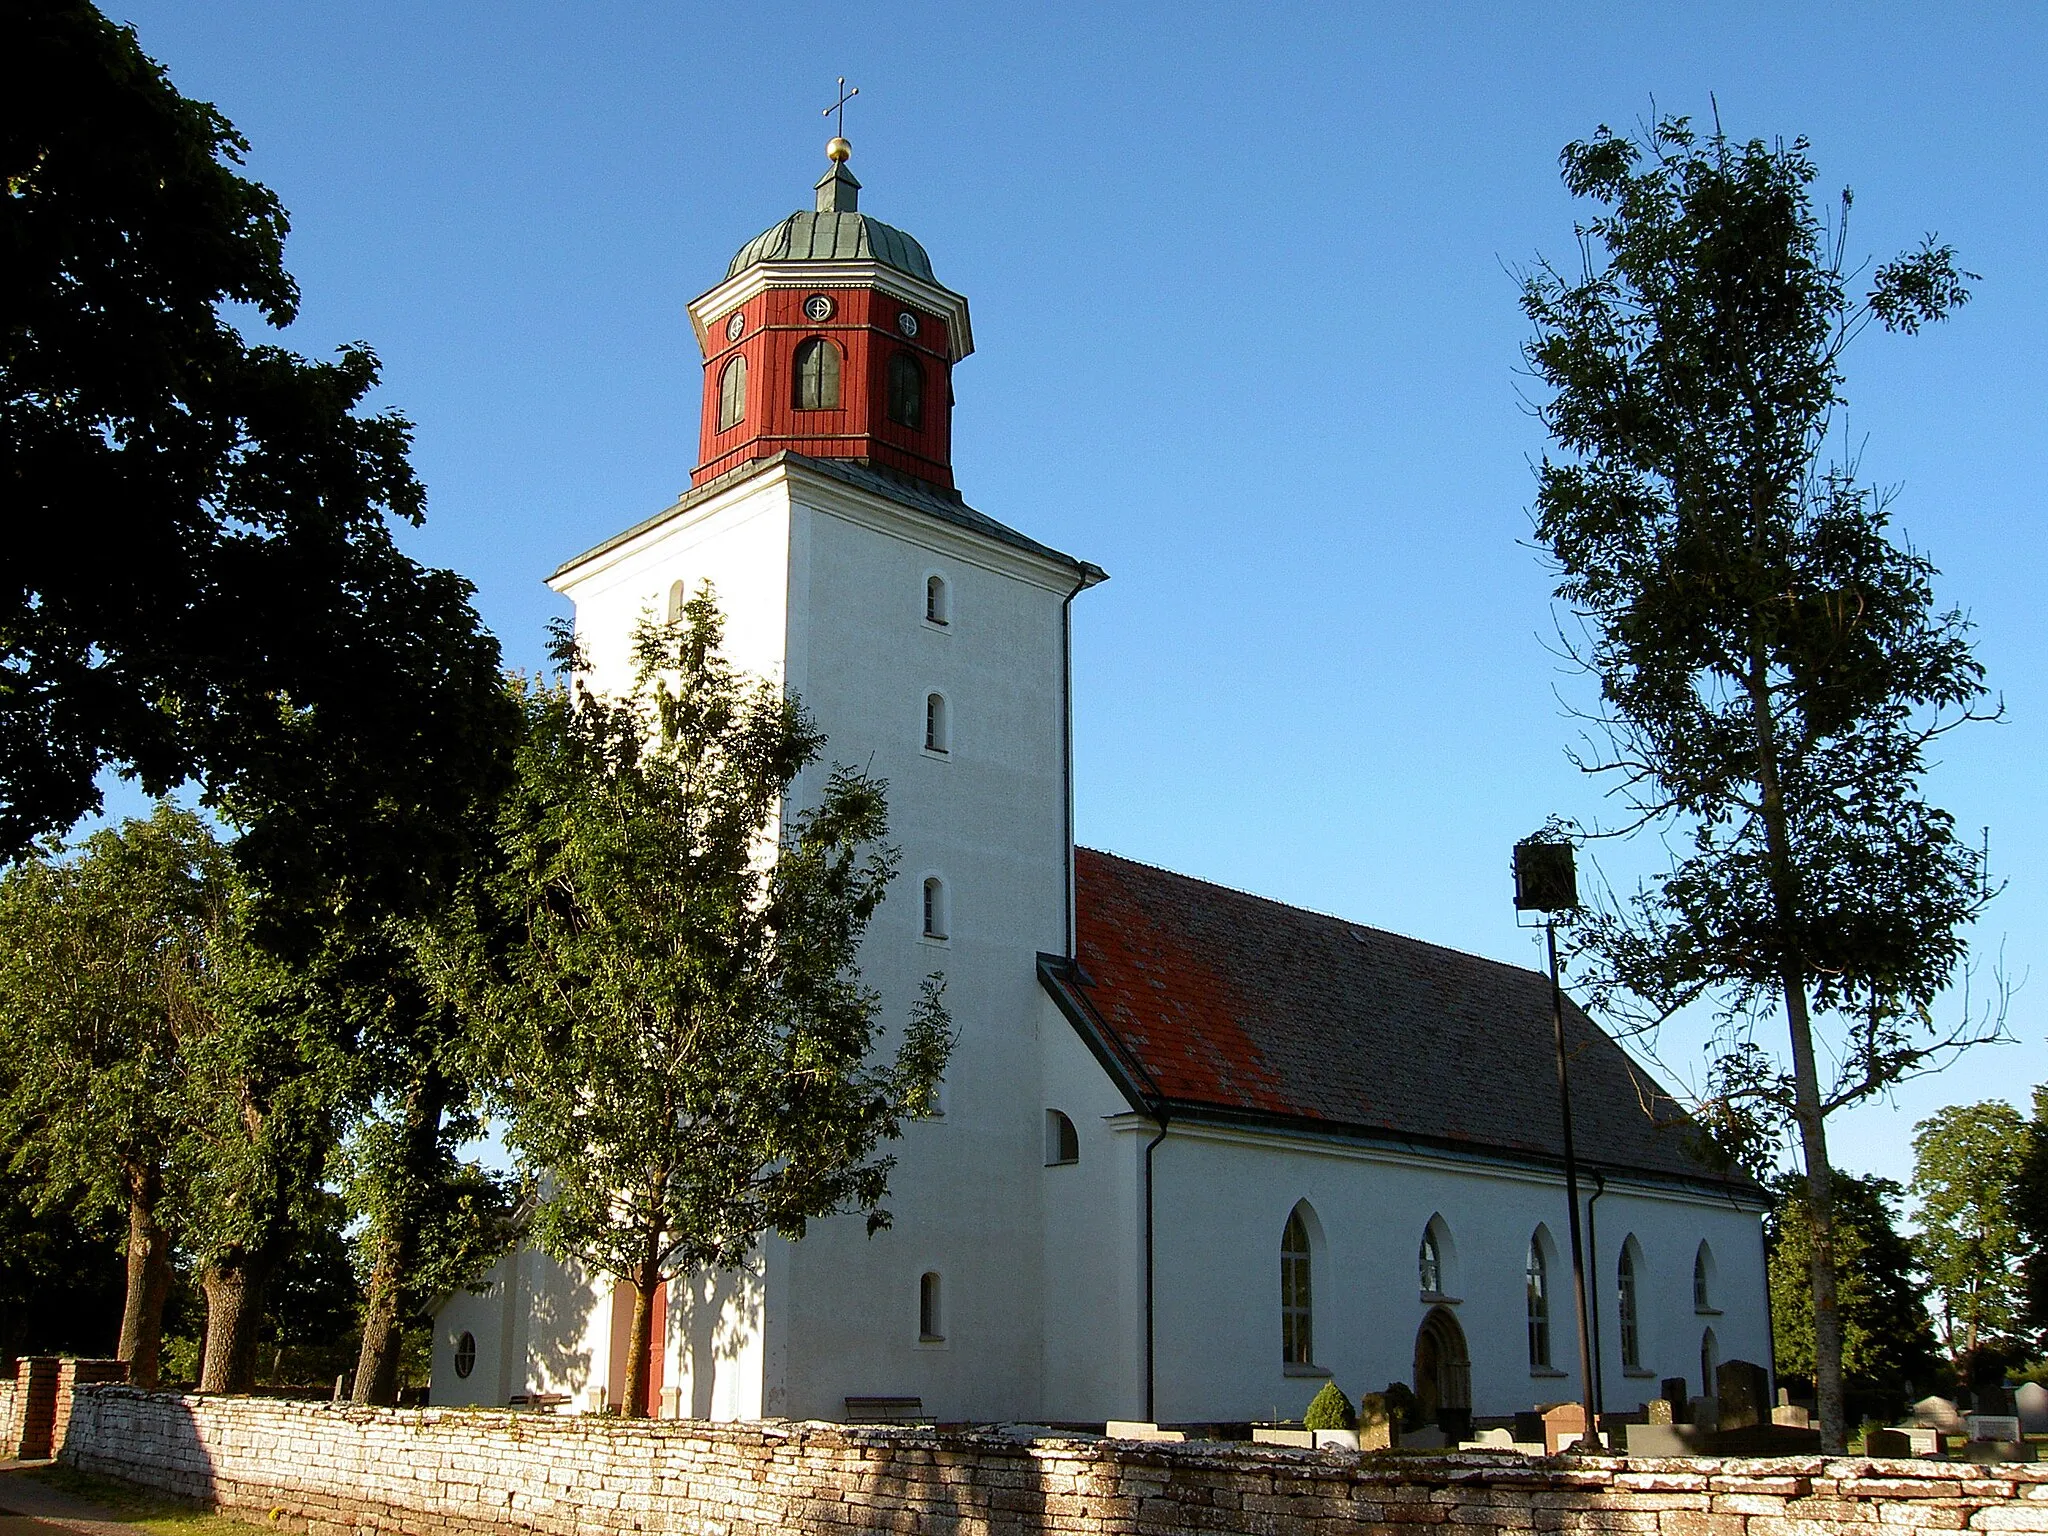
[1304,1380,1357,1431]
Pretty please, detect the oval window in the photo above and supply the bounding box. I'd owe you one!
[454,1331,477,1379]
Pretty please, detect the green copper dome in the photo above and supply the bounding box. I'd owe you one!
[724,157,937,284]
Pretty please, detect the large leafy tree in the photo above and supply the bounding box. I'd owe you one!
[1766,1170,1939,1424]
[179,919,356,1394]
[1911,1100,2029,1376]
[0,805,234,1385]
[338,921,517,1407]
[1522,115,1992,1448]
[483,591,951,1418]
[1,0,509,924]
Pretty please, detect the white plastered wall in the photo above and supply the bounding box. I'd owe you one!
[768,473,1077,1423]
[1140,1124,1770,1424]
[1038,998,1146,1423]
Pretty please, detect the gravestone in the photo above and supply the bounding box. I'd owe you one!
[1865,1428,1912,1458]
[1661,1379,1689,1420]
[1911,1395,1964,1432]
[1967,1414,2021,1443]
[1688,1396,1719,1433]
[1646,1398,1675,1425]
[1716,1359,1772,1433]
[1541,1402,1587,1454]
[2018,1381,2048,1436]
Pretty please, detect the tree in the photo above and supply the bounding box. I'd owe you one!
[1912,1100,2028,1377]
[0,805,235,1386]
[1522,115,1992,1448]
[2,1,510,925]
[2011,1087,2048,1343]
[178,896,357,1393]
[338,934,517,1406]
[1766,1170,1939,1424]
[484,591,951,1418]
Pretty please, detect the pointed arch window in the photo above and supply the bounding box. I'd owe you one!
[717,354,747,431]
[1281,1206,1313,1365]
[1618,1241,1643,1371]
[886,351,924,429]
[792,337,841,410]
[1419,1227,1442,1295]
[1694,1241,1718,1312]
[1526,1236,1551,1369]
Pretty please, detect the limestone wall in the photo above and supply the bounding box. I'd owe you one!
[60,1384,2048,1536]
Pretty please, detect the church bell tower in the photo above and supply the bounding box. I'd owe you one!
[686,138,973,491]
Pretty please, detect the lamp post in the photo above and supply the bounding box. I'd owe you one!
[1514,836,1601,1453]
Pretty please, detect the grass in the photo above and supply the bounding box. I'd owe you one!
[22,1465,267,1536]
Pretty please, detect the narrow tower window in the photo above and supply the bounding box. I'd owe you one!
[919,1272,943,1342]
[717,354,747,431]
[1419,1226,1442,1294]
[666,580,685,624]
[1526,1237,1551,1369]
[791,337,840,410]
[924,692,949,753]
[1045,1109,1079,1166]
[921,877,948,940]
[1281,1205,1314,1365]
[1694,1241,1716,1311]
[886,351,923,429]
[925,573,949,626]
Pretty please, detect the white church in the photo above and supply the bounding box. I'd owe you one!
[431,138,1771,1433]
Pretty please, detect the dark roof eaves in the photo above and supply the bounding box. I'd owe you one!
[549,453,1103,587]
[1037,953,1160,1116]
[1129,1099,1765,1206]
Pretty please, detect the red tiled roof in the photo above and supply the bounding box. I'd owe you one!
[1048,848,1752,1191]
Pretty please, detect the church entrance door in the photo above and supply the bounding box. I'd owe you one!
[1414,1306,1472,1439]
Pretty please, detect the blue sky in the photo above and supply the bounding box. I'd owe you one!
[110,1,2047,1187]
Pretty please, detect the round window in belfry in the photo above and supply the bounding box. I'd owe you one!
[454,1331,477,1379]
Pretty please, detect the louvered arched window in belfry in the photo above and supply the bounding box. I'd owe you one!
[717,354,747,431]
[792,337,840,410]
[886,351,923,429]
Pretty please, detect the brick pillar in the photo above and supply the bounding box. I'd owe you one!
[12,1358,61,1459]
[52,1359,128,1457]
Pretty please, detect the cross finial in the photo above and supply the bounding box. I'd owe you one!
[822,77,858,157]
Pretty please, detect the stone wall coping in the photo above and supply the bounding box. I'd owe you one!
[68,1384,2048,1488]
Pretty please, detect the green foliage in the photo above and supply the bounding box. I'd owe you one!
[1766,1170,1939,1417]
[1522,110,1988,1446]
[2011,1086,2048,1343]
[482,589,952,1305]
[1524,110,1990,1160]
[0,805,232,1225]
[1911,1100,2029,1368]
[1,1,512,927]
[0,1175,124,1359]
[1304,1380,1358,1430]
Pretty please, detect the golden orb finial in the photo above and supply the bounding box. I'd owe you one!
[826,136,852,162]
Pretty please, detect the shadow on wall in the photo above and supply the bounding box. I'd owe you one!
[523,1262,597,1401]
[58,1389,1055,1536]
[674,1261,762,1419]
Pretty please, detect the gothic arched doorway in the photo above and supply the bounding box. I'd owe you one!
[1414,1306,1472,1439]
